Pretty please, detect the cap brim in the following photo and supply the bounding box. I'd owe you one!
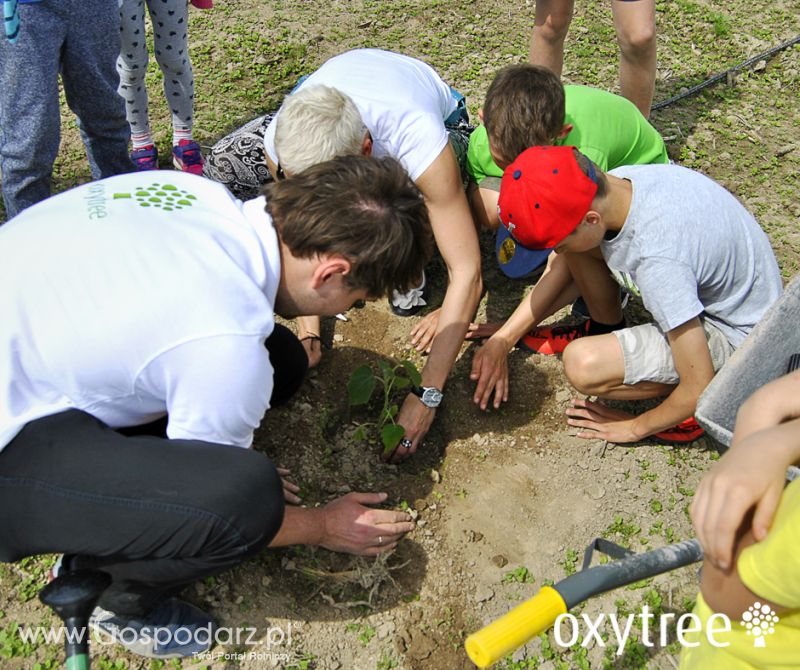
[495,226,552,279]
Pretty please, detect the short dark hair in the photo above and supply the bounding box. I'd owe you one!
[264,156,434,298]
[483,64,566,166]
[573,149,608,201]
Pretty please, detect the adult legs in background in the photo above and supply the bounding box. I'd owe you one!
[611,0,656,117]
[528,0,575,76]
[61,0,133,180]
[529,0,656,118]
[0,2,63,218]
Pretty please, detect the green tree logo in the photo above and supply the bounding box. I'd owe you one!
[113,183,197,211]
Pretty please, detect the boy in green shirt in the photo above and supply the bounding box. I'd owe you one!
[467,64,667,278]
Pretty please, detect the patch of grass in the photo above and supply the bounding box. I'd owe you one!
[286,652,318,670]
[0,621,36,659]
[346,621,377,647]
[502,566,535,585]
[377,654,399,670]
[562,549,580,577]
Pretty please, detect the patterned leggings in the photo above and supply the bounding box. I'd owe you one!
[204,113,473,201]
[117,0,195,138]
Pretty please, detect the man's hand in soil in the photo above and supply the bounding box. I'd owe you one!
[386,394,436,463]
[565,398,641,443]
[410,308,439,353]
[321,492,415,555]
[470,336,511,410]
[277,467,302,505]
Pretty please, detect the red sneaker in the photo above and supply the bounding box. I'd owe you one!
[518,320,592,355]
[652,418,705,444]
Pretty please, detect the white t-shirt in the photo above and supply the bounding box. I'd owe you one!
[602,164,782,346]
[263,48,457,182]
[0,172,281,451]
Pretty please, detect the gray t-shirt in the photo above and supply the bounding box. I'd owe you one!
[602,164,782,347]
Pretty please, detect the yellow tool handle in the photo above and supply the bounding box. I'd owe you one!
[465,585,567,668]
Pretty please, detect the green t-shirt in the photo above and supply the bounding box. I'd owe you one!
[467,84,668,181]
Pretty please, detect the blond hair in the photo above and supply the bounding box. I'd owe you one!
[274,85,366,175]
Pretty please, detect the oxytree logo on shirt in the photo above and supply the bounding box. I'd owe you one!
[741,601,779,647]
[113,183,197,211]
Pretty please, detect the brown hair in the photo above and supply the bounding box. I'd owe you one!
[483,64,566,166]
[264,155,434,297]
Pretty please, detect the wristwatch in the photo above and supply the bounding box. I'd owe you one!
[411,385,444,408]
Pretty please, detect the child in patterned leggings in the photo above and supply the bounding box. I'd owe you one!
[117,0,207,173]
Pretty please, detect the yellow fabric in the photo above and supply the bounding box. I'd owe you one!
[680,479,800,669]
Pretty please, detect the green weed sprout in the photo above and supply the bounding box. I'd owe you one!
[347,360,421,456]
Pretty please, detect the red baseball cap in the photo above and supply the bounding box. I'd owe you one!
[497,146,598,252]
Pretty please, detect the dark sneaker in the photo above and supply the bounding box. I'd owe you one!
[571,288,630,319]
[131,145,159,171]
[90,597,217,658]
[518,320,593,355]
[172,140,204,175]
[652,418,705,444]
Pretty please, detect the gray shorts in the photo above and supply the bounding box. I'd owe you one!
[614,319,735,385]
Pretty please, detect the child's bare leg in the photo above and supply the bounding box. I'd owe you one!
[562,333,674,398]
[612,0,657,118]
[529,0,575,76]
[563,249,623,325]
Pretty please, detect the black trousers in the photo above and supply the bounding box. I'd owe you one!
[0,324,307,616]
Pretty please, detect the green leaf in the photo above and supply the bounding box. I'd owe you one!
[400,360,422,386]
[347,365,375,406]
[381,424,405,454]
[387,404,399,419]
[353,425,367,441]
[394,376,410,389]
[378,359,394,380]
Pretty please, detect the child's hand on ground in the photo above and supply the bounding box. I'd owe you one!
[690,433,787,572]
[465,321,502,340]
[320,492,415,556]
[470,337,510,409]
[410,308,439,353]
[566,398,640,443]
[277,467,302,505]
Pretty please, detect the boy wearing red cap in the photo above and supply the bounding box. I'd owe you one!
[470,146,781,444]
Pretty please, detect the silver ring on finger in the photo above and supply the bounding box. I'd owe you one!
[378,536,383,545]
[400,438,413,449]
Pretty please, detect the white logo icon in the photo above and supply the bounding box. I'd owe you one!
[741,602,779,647]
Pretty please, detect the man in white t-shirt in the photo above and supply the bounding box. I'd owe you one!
[0,156,431,659]
[470,145,781,444]
[205,49,482,463]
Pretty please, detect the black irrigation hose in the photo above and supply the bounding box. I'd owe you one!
[651,33,800,111]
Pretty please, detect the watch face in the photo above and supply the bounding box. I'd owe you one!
[422,387,443,407]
